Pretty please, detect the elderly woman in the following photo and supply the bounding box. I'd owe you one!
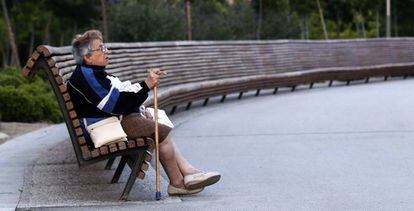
[67,30,220,195]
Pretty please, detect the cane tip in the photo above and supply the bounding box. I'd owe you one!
[156,192,161,200]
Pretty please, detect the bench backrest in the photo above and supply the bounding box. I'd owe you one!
[23,38,414,165]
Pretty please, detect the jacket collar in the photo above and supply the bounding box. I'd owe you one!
[81,64,106,70]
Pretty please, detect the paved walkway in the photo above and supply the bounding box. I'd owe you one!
[2,78,414,210]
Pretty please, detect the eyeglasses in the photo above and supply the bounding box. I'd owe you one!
[90,44,108,53]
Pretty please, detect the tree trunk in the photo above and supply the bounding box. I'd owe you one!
[376,9,380,37]
[300,14,309,40]
[100,0,109,41]
[4,41,10,66]
[393,1,398,37]
[359,10,366,38]
[300,15,305,39]
[316,0,328,40]
[1,47,7,67]
[1,0,20,68]
[185,0,192,40]
[256,0,263,40]
[73,22,78,35]
[336,12,340,38]
[28,23,35,57]
[356,18,361,38]
[305,13,309,39]
[43,13,52,44]
[386,0,391,37]
[60,34,64,46]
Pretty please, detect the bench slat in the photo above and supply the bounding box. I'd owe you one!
[109,143,118,153]
[117,142,127,151]
[75,127,83,136]
[81,145,91,160]
[72,119,80,127]
[91,149,100,158]
[136,138,146,147]
[69,110,77,119]
[137,170,145,179]
[127,140,136,148]
[145,151,152,162]
[141,161,149,171]
[99,146,109,155]
[65,101,73,110]
[78,137,86,145]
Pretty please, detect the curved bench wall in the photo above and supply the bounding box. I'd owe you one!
[22,38,414,163]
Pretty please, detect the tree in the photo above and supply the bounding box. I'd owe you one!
[109,0,186,42]
[251,0,300,39]
[1,0,20,67]
[316,0,328,39]
[290,0,315,39]
[256,0,263,39]
[100,0,109,41]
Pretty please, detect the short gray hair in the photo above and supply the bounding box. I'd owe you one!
[71,30,103,65]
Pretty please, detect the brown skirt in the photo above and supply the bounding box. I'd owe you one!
[121,112,172,143]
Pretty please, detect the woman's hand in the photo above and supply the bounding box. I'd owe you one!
[144,109,153,119]
[145,69,160,89]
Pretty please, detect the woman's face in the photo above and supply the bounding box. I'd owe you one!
[84,39,109,67]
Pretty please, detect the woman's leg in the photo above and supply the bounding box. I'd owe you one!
[171,138,202,176]
[158,136,185,188]
[162,134,202,176]
[121,113,203,187]
[162,135,221,190]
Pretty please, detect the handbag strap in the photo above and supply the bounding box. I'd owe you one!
[83,118,88,127]
[83,117,123,128]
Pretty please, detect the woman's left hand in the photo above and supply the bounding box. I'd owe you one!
[144,109,153,119]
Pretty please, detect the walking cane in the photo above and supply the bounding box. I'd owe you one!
[149,68,166,201]
[154,85,161,200]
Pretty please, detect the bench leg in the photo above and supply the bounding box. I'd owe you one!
[220,95,226,103]
[111,156,127,184]
[238,92,243,99]
[185,102,192,110]
[170,106,177,115]
[203,98,209,106]
[255,89,260,96]
[120,152,145,201]
[105,158,116,170]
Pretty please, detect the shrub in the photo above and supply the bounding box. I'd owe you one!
[0,67,62,123]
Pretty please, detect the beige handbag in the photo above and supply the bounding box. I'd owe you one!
[84,117,128,148]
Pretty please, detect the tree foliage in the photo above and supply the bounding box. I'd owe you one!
[1,0,414,122]
[0,67,62,122]
[0,0,412,67]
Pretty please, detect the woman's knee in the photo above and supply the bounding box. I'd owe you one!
[160,133,172,145]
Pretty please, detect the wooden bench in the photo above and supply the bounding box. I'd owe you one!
[22,38,414,200]
[22,48,155,201]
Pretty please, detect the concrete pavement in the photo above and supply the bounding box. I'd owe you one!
[2,77,414,210]
[0,124,68,211]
